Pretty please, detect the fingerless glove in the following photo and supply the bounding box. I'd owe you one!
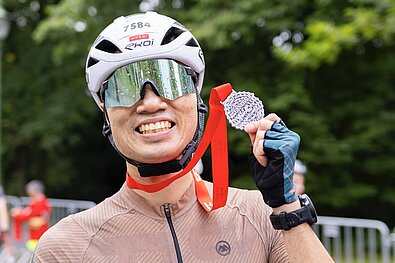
[249,121,300,208]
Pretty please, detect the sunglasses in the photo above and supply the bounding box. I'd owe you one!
[101,59,197,108]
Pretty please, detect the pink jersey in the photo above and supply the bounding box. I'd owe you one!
[33,181,288,262]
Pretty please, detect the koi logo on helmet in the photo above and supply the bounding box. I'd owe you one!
[125,39,154,50]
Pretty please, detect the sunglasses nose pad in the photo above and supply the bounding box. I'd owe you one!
[140,81,161,99]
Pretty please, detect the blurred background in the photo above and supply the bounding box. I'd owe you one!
[1,0,394,230]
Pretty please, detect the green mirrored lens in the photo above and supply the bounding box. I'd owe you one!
[104,59,195,108]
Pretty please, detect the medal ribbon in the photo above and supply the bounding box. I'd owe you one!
[126,83,232,212]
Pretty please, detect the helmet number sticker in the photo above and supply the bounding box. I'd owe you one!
[124,22,151,32]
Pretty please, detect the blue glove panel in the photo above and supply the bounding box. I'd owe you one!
[249,120,300,208]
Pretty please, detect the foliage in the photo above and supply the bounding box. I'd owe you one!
[2,0,395,226]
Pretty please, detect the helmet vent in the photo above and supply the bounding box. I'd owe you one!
[185,38,198,47]
[95,39,122,53]
[87,57,99,68]
[161,27,185,45]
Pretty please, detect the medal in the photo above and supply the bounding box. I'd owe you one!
[222,90,265,130]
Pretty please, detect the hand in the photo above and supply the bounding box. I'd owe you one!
[244,113,300,208]
[11,207,21,216]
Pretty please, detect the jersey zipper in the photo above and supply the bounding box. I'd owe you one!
[163,204,183,263]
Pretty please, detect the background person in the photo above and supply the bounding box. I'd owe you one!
[293,159,307,195]
[11,180,51,251]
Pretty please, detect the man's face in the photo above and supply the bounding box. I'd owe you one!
[107,84,198,164]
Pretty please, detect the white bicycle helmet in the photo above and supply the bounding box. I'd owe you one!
[86,11,205,108]
[85,12,207,177]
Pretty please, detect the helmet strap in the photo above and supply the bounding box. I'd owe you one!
[102,113,139,167]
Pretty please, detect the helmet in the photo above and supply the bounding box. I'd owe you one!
[294,159,307,175]
[86,11,205,108]
[85,12,207,177]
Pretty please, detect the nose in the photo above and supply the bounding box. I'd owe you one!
[136,84,168,113]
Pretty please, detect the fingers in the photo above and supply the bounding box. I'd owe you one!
[244,119,273,145]
[253,130,265,155]
[244,113,281,144]
[264,113,281,123]
[244,113,281,167]
[252,130,268,166]
[244,113,281,134]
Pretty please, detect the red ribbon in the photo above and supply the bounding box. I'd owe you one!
[126,83,232,211]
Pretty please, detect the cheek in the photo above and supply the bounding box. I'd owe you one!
[106,108,133,141]
[181,105,198,140]
[107,107,132,126]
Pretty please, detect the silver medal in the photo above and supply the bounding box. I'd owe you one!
[222,90,265,130]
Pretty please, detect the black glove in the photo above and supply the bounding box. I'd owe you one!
[249,120,300,208]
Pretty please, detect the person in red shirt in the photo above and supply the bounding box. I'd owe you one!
[11,180,51,251]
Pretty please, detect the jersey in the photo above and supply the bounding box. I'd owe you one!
[32,181,289,262]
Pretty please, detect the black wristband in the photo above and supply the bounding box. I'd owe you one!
[269,194,318,230]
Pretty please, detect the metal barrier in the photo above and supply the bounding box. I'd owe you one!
[314,216,394,263]
[4,196,22,210]
[4,196,395,263]
[2,195,96,262]
[19,197,96,226]
[4,195,96,240]
[391,233,395,263]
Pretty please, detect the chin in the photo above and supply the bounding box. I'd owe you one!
[137,150,182,164]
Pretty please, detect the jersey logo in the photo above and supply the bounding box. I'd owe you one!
[216,240,231,256]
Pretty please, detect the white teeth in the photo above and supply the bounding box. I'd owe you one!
[139,121,172,134]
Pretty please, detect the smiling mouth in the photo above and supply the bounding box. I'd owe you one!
[137,121,174,134]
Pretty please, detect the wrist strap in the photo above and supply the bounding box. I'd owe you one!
[126,83,232,212]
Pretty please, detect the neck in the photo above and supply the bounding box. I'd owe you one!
[126,163,194,206]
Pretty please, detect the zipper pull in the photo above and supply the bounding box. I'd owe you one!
[164,204,171,218]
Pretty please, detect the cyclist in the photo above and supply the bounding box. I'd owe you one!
[32,12,333,262]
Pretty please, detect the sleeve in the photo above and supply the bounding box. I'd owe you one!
[267,228,289,263]
[32,216,91,262]
[13,205,33,221]
[246,190,289,263]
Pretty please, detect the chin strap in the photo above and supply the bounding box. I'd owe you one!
[126,83,232,212]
